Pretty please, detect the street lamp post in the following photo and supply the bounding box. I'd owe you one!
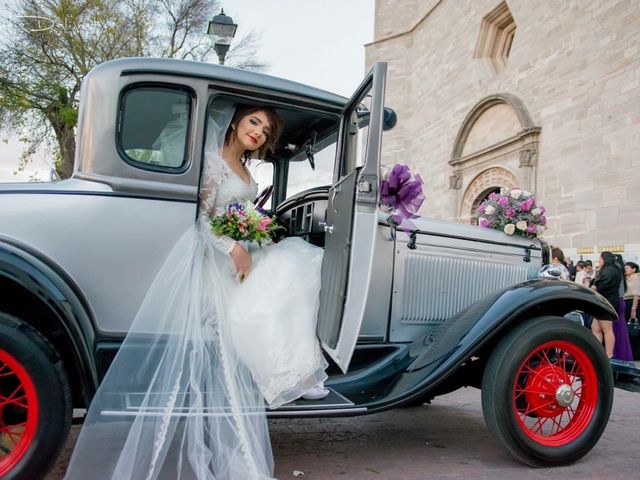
[207,9,238,65]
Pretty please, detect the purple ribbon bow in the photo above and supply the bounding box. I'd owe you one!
[379,164,425,226]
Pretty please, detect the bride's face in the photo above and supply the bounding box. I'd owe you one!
[233,111,272,152]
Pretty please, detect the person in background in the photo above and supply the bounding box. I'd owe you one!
[551,246,567,266]
[591,252,623,359]
[566,257,576,281]
[623,262,640,321]
[549,246,571,279]
[624,261,640,361]
[573,260,592,328]
[574,260,585,279]
[611,255,633,361]
[574,261,587,285]
[582,260,594,286]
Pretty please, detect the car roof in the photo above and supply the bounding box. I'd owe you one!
[91,57,348,110]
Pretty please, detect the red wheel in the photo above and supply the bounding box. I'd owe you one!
[482,317,613,466]
[514,341,598,446]
[0,313,71,480]
[0,349,39,476]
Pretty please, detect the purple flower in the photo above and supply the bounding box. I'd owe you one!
[488,192,499,201]
[539,216,547,226]
[505,208,516,218]
[498,196,509,207]
[228,202,245,213]
[526,225,537,234]
[479,218,491,228]
[540,206,546,215]
[379,164,425,224]
[477,203,486,214]
[520,198,534,212]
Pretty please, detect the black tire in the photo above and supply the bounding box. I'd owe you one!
[481,316,613,467]
[0,312,72,480]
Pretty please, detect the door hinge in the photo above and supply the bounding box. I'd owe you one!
[357,179,372,193]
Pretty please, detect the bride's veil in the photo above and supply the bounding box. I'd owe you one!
[65,101,274,480]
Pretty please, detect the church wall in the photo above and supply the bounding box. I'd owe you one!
[365,0,640,259]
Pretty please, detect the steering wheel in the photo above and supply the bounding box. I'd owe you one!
[254,185,274,209]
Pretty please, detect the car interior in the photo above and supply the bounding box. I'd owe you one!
[205,97,342,248]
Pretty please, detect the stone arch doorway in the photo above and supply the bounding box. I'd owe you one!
[448,93,540,223]
[459,167,519,224]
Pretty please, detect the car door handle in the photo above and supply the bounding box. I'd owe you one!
[319,221,334,234]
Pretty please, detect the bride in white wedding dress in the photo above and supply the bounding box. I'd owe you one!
[64,102,328,480]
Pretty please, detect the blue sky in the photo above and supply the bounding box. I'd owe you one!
[0,0,375,181]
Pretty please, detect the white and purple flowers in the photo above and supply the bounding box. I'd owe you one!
[210,201,281,245]
[476,187,546,238]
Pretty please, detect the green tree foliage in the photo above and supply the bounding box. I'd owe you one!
[0,0,265,179]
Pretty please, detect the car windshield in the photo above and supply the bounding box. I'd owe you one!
[286,141,335,197]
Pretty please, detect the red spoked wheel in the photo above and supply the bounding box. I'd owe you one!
[0,349,39,477]
[514,341,598,446]
[482,317,613,467]
[0,313,71,480]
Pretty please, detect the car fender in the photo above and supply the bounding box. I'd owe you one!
[369,279,616,411]
[0,236,99,404]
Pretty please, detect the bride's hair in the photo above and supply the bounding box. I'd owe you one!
[225,105,284,160]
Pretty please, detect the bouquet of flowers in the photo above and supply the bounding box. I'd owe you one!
[475,187,546,238]
[210,201,281,246]
[379,164,425,226]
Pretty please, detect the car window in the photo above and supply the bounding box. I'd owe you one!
[286,142,335,198]
[118,87,192,171]
[247,160,274,209]
[345,95,371,173]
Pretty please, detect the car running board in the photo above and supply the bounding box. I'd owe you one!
[99,389,365,418]
[266,388,365,417]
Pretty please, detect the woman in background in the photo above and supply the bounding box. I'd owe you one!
[623,262,640,322]
[591,252,622,358]
[615,260,640,361]
[608,255,632,361]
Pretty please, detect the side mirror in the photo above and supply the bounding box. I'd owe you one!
[383,107,397,131]
[355,105,397,131]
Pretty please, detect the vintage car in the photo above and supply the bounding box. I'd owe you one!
[0,58,618,479]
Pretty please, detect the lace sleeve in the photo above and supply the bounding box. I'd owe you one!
[199,157,237,256]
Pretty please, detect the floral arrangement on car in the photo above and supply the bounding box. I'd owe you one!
[379,164,425,226]
[210,201,281,246]
[475,187,547,238]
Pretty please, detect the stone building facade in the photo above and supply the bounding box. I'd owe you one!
[365,0,640,262]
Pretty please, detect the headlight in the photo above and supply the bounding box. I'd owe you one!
[564,311,585,326]
[538,263,570,280]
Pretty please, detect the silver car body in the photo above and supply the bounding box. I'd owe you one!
[0,58,544,366]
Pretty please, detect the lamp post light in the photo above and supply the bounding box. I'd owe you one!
[207,8,238,65]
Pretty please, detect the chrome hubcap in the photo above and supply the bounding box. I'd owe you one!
[555,384,575,407]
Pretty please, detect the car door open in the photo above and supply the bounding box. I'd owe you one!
[316,62,387,373]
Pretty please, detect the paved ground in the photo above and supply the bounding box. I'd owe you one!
[46,386,638,480]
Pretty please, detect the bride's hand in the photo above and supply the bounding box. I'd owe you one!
[230,243,251,282]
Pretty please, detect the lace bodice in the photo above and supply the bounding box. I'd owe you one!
[200,152,258,254]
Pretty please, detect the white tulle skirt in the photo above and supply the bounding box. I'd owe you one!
[64,228,327,480]
[227,237,328,407]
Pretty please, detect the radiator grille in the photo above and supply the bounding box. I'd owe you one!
[399,254,532,324]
